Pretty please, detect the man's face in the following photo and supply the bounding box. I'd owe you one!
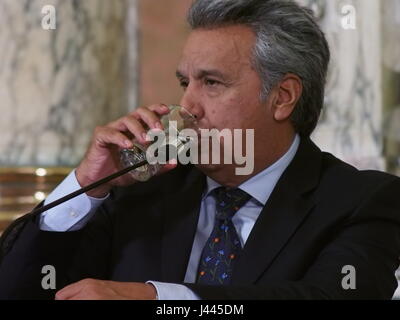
[177,25,273,135]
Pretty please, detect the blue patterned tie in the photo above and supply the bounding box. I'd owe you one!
[196,187,251,285]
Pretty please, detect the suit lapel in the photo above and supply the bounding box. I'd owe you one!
[161,167,206,283]
[232,138,323,284]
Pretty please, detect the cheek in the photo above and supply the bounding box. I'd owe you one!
[229,97,256,124]
[202,104,231,129]
[202,89,263,129]
[208,101,247,129]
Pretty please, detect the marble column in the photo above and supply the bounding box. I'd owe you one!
[298,0,385,170]
[382,0,400,177]
[0,0,137,167]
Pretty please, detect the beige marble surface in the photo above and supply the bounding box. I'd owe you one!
[0,0,136,167]
[299,0,385,170]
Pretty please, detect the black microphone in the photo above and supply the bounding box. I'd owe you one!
[27,160,148,217]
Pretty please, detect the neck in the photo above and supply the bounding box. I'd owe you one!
[197,131,297,188]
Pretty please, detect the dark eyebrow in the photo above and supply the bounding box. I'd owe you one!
[176,70,186,80]
[176,69,228,81]
[196,69,227,81]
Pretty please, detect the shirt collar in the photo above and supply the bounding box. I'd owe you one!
[204,134,300,205]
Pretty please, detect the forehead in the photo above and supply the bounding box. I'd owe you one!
[179,25,256,74]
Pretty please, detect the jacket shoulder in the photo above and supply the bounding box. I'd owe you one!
[317,151,400,207]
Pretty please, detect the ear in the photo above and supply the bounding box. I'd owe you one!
[273,74,303,122]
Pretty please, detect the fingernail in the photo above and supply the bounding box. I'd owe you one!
[156,122,163,130]
[125,140,132,148]
[142,133,148,141]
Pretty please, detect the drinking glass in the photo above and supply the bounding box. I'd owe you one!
[120,105,196,181]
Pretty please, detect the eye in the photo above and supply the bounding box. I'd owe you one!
[179,80,189,90]
[205,78,220,87]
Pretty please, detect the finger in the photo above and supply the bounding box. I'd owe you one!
[109,114,157,145]
[55,281,84,300]
[111,104,170,135]
[133,107,165,131]
[64,291,101,300]
[111,104,170,130]
[131,104,170,116]
[147,103,171,115]
[120,116,150,144]
[94,126,133,149]
[66,294,99,301]
[106,104,171,146]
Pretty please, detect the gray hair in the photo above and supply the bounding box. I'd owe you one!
[187,0,330,137]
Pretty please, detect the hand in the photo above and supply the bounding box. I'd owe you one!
[55,279,157,300]
[76,104,177,198]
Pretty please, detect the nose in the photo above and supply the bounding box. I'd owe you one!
[179,85,204,121]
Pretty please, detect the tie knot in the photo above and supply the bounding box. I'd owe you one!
[212,187,251,220]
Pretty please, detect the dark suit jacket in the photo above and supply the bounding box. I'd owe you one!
[1,138,400,300]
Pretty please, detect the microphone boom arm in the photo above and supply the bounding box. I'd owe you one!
[28,160,148,217]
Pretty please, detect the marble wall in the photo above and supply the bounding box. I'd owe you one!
[0,0,137,167]
[382,0,400,177]
[0,1,397,169]
[298,0,385,170]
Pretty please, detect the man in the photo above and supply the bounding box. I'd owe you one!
[1,0,400,300]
